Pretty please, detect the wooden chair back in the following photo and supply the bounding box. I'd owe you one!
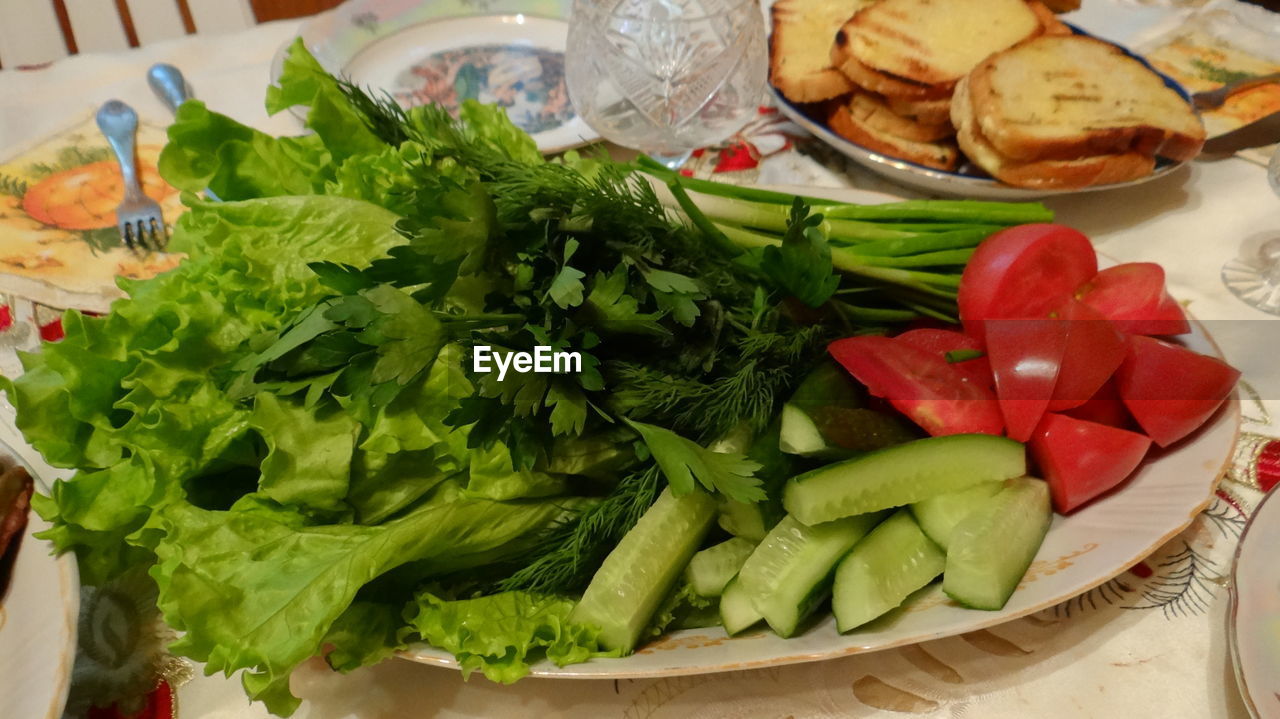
[0,0,343,69]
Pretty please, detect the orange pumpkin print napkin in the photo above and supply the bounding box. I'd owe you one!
[0,115,184,314]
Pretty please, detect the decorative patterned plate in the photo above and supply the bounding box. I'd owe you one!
[761,0,1193,199]
[399,185,1242,678]
[271,0,598,154]
[0,431,78,719]
[1230,482,1280,718]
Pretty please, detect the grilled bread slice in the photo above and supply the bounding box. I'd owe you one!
[968,35,1206,162]
[843,0,1042,86]
[848,92,953,143]
[770,0,876,103]
[830,103,959,171]
[1027,0,1073,36]
[886,95,953,126]
[832,33,953,101]
[952,75,1155,190]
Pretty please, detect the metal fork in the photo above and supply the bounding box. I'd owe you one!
[96,100,167,252]
[1192,72,1280,111]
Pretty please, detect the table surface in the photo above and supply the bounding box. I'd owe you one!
[2,2,1279,718]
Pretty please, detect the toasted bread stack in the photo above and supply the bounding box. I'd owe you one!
[769,0,1202,187]
[953,35,1206,189]
[818,0,1060,171]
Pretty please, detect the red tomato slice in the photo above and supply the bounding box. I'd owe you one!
[985,318,1069,442]
[958,224,1097,339]
[895,328,994,389]
[1029,413,1153,513]
[1115,335,1240,447]
[828,336,1003,437]
[1062,378,1137,430]
[1047,300,1127,411]
[1076,263,1190,336]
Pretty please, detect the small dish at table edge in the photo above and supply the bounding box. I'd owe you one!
[1229,481,1280,719]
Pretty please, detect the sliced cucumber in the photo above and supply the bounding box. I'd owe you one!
[717,499,770,542]
[780,361,916,458]
[719,576,764,635]
[737,512,886,638]
[943,476,1052,610]
[779,403,832,457]
[910,481,1004,550]
[685,537,756,597]
[570,487,718,652]
[783,434,1025,525]
[832,509,945,632]
[780,361,862,459]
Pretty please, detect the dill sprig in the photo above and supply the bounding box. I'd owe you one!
[495,465,664,595]
[334,78,411,147]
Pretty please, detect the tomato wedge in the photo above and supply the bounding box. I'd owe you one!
[1062,378,1137,430]
[1029,413,1152,513]
[895,328,993,389]
[958,224,1097,339]
[984,318,1069,442]
[1047,300,1127,411]
[1076,263,1190,336]
[1115,336,1240,447]
[828,336,1003,437]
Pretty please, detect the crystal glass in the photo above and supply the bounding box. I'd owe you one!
[565,0,767,166]
[1221,146,1280,313]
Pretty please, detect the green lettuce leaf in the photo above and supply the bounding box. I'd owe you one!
[347,347,473,524]
[251,393,358,513]
[265,38,384,161]
[158,101,327,200]
[645,580,718,638]
[464,442,566,501]
[408,591,607,684]
[152,492,576,715]
[321,600,410,673]
[7,195,405,580]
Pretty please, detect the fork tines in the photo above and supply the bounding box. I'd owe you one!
[118,212,168,253]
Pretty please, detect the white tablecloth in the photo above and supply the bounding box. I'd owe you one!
[2,5,1278,719]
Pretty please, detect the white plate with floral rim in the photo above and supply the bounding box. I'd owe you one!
[272,0,598,154]
[1230,482,1280,719]
[399,184,1242,677]
[0,432,78,719]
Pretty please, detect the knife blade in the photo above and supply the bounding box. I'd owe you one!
[1200,110,1280,155]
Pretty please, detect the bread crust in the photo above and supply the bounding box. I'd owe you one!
[886,95,952,125]
[1027,0,1073,36]
[967,36,1205,162]
[952,75,1155,189]
[828,103,959,171]
[848,92,954,143]
[832,29,954,101]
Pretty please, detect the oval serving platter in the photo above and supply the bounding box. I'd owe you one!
[399,184,1241,678]
[1229,482,1280,719]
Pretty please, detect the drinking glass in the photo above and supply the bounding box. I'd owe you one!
[1221,146,1280,313]
[565,0,767,166]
